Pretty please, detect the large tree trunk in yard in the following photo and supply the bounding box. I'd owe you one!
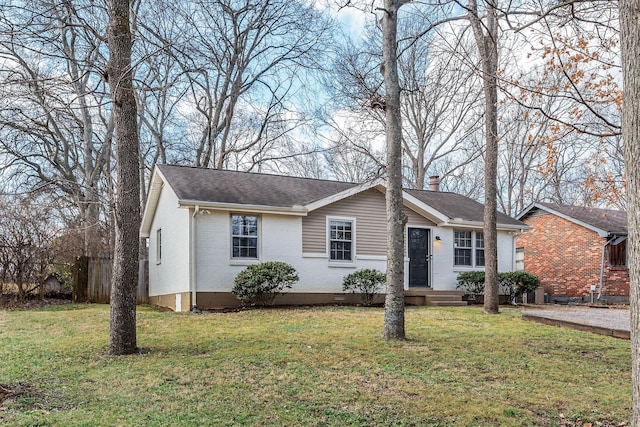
[106,0,140,355]
[619,0,640,422]
[468,0,500,314]
[382,0,409,340]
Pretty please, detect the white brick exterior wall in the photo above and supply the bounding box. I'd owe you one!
[192,210,516,293]
[194,212,390,293]
[148,186,191,296]
[431,228,516,290]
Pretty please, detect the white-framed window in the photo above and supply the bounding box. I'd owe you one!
[231,214,259,259]
[328,218,355,262]
[454,230,484,267]
[475,232,485,267]
[156,228,162,264]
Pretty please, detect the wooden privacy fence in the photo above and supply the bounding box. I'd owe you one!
[73,256,149,304]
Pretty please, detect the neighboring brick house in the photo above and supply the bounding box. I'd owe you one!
[516,203,629,303]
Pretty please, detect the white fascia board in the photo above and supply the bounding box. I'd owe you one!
[401,191,450,224]
[522,203,608,237]
[140,167,165,238]
[177,200,308,216]
[304,179,384,212]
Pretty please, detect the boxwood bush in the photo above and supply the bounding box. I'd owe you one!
[456,271,540,304]
[342,268,386,306]
[500,271,540,304]
[455,271,486,300]
[232,261,299,306]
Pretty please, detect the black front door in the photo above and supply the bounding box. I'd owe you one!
[408,228,430,287]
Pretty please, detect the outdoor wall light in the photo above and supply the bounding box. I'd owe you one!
[435,236,441,241]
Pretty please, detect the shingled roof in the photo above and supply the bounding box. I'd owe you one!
[150,164,524,228]
[405,189,524,227]
[157,164,356,207]
[518,202,627,236]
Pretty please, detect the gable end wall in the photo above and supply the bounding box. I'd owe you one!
[302,189,435,256]
[148,185,191,296]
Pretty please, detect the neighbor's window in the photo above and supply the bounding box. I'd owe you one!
[516,248,525,271]
[454,230,485,267]
[156,228,162,264]
[329,219,353,261]
[609,238,628,267]
[231,214,258,259]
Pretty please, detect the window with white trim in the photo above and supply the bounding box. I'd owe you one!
[454,230,485,267]
[231,214,258,259]
[329,219,353,261]
[475,232,485,267]
[156,228,162,264]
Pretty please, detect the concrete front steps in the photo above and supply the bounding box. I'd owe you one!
[404,288,467,307]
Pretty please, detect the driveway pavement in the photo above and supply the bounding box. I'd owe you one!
[521,305,630,339]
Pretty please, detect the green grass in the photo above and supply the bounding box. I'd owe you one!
[0,305,631,426]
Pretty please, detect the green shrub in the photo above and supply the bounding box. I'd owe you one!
[456,271,486,298]
[499,271,540,304]
[342,269,386,306]
[456,271,540,305]
[232,261,299,306]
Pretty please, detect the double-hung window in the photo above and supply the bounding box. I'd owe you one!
[329,219,354,262]
[475,232,485,267]
[231,214,258,259]
[454,230,472,266]
[454,230,484,267]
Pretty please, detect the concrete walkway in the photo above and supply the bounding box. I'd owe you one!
[521,306,630,339]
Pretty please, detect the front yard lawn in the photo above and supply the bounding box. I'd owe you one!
[0,305,631,426]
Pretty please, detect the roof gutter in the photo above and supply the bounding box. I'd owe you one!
[178,200,307,216]
[444,219,528,231]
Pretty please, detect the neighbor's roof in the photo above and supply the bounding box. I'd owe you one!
[140,164,525,236]
[517,202,627,236]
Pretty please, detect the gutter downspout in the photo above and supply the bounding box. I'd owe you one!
[190,205,199,311]
[598,236,617,300]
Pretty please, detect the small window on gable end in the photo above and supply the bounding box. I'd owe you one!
[231,214,259,259]
[329,219,354,262]
[608,238,627,267]
[156,229,162,264]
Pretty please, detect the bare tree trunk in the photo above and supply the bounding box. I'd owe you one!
[619,0,640,422]
[382,0,409,340]
[469,0,499,314]
[106,0,140,355]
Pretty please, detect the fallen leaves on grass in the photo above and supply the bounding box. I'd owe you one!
[0,383,29,405]
[0,296,72,311]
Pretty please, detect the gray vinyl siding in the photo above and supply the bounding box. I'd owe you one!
[302,189,435,256]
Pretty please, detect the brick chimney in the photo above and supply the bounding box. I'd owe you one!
[429,175,440,191]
